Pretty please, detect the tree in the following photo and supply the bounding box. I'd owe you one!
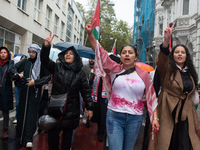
[77,0,133,54]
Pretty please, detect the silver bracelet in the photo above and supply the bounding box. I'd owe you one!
[153,118,159,121]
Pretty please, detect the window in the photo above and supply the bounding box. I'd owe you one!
[77,20,80,32]
[159,23,163,36]
[79,26,84,45]
[60,22,65,39]
[75,15,77,29]
[46,6,52,29]
[183,0,189,15]
[74,35,76,43]
[54,15,59,35]
[56,0,59,6]
[66,5,74,42]
[34,0,42,22]
[0,27,22,54]
[62,0,67,13]
[18,0,27,11]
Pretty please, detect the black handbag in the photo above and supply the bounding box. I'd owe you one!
[48,92,69,117]
[38,92,69,131]
[48,71,74,118]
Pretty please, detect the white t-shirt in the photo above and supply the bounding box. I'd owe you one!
[108,70,145,115]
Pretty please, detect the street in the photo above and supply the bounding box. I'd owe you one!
[0,102,199,150]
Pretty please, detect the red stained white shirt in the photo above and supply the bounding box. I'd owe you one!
[108,70,145,115]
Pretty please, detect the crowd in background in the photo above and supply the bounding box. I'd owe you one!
[0,20,199,150]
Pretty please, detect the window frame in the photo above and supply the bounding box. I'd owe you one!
[46,6,52,29]
[17,0,27,11]
[33,0,42,22]
[54,15,59,35]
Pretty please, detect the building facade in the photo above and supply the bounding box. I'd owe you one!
[195,0,200,76]
[0,0,85,55]
[154,0,199,72]
[132,0,156,66]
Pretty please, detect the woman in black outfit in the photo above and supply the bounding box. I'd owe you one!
[40,32,93,150]
[0,46,14,140]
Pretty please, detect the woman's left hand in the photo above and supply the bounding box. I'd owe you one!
[88,110,93,120]
[152,120,160,131]
[26,79,35,86]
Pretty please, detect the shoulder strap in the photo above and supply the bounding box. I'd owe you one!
[0,66,8,86]
[112,67,136,86]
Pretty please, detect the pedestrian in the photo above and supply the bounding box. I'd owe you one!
[82,59,95,127]
[11,44,51,148]
[0,46,14,140]
[148,22,200,150]
[91,75,107,142]
[86,19,159,150]
[40,32,93,150]
[13,55,27,124]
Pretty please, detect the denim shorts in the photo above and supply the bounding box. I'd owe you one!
[106,109,143,150]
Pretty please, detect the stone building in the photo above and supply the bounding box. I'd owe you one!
[0,0,85,55]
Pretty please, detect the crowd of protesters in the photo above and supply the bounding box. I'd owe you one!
[0,20,199,150]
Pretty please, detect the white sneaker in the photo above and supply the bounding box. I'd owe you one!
[26,142,33,148]
[80,114,83,118]
[13,119,17,124]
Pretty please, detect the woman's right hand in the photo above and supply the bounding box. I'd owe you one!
[85,18,97,51]
[85,17,96,36]
[44,32,55,47]
[163,22,175,47]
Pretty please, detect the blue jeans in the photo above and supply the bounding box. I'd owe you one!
[14,85,21,120]
[106,109,143,150]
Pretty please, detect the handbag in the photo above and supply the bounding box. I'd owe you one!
[48,71,74,118]
[191,88,200,105]
[48,93,69,117]
[38,72,74,131]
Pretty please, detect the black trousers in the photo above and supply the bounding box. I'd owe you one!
[48,127,73,150]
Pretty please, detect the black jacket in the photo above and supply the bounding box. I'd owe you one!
[0,50,14,110]
[40,44,93,129]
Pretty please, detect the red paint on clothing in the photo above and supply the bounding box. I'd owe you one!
[125,78,140,84]
[110,92,143,112]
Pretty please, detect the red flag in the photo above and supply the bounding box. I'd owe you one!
[91,0,100,41]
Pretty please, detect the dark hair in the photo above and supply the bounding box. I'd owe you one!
[120,44,138,57]
[169,44,198,86]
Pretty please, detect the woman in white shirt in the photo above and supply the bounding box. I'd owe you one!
[85,20,160,150]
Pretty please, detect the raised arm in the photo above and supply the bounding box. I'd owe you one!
[157,22,175,79]
[162,21,175,48]
[40,32,56,74]
[85,18,97,51]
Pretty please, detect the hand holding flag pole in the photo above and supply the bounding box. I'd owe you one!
[86,17,96,36]
[85,18,97,51]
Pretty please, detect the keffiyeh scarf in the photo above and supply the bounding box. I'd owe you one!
[94,41,158,122]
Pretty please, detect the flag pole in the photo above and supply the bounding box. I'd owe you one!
[111,39,117,53]
[84,34,88,46]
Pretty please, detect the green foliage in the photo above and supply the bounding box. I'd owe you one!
[77,0,133,54]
